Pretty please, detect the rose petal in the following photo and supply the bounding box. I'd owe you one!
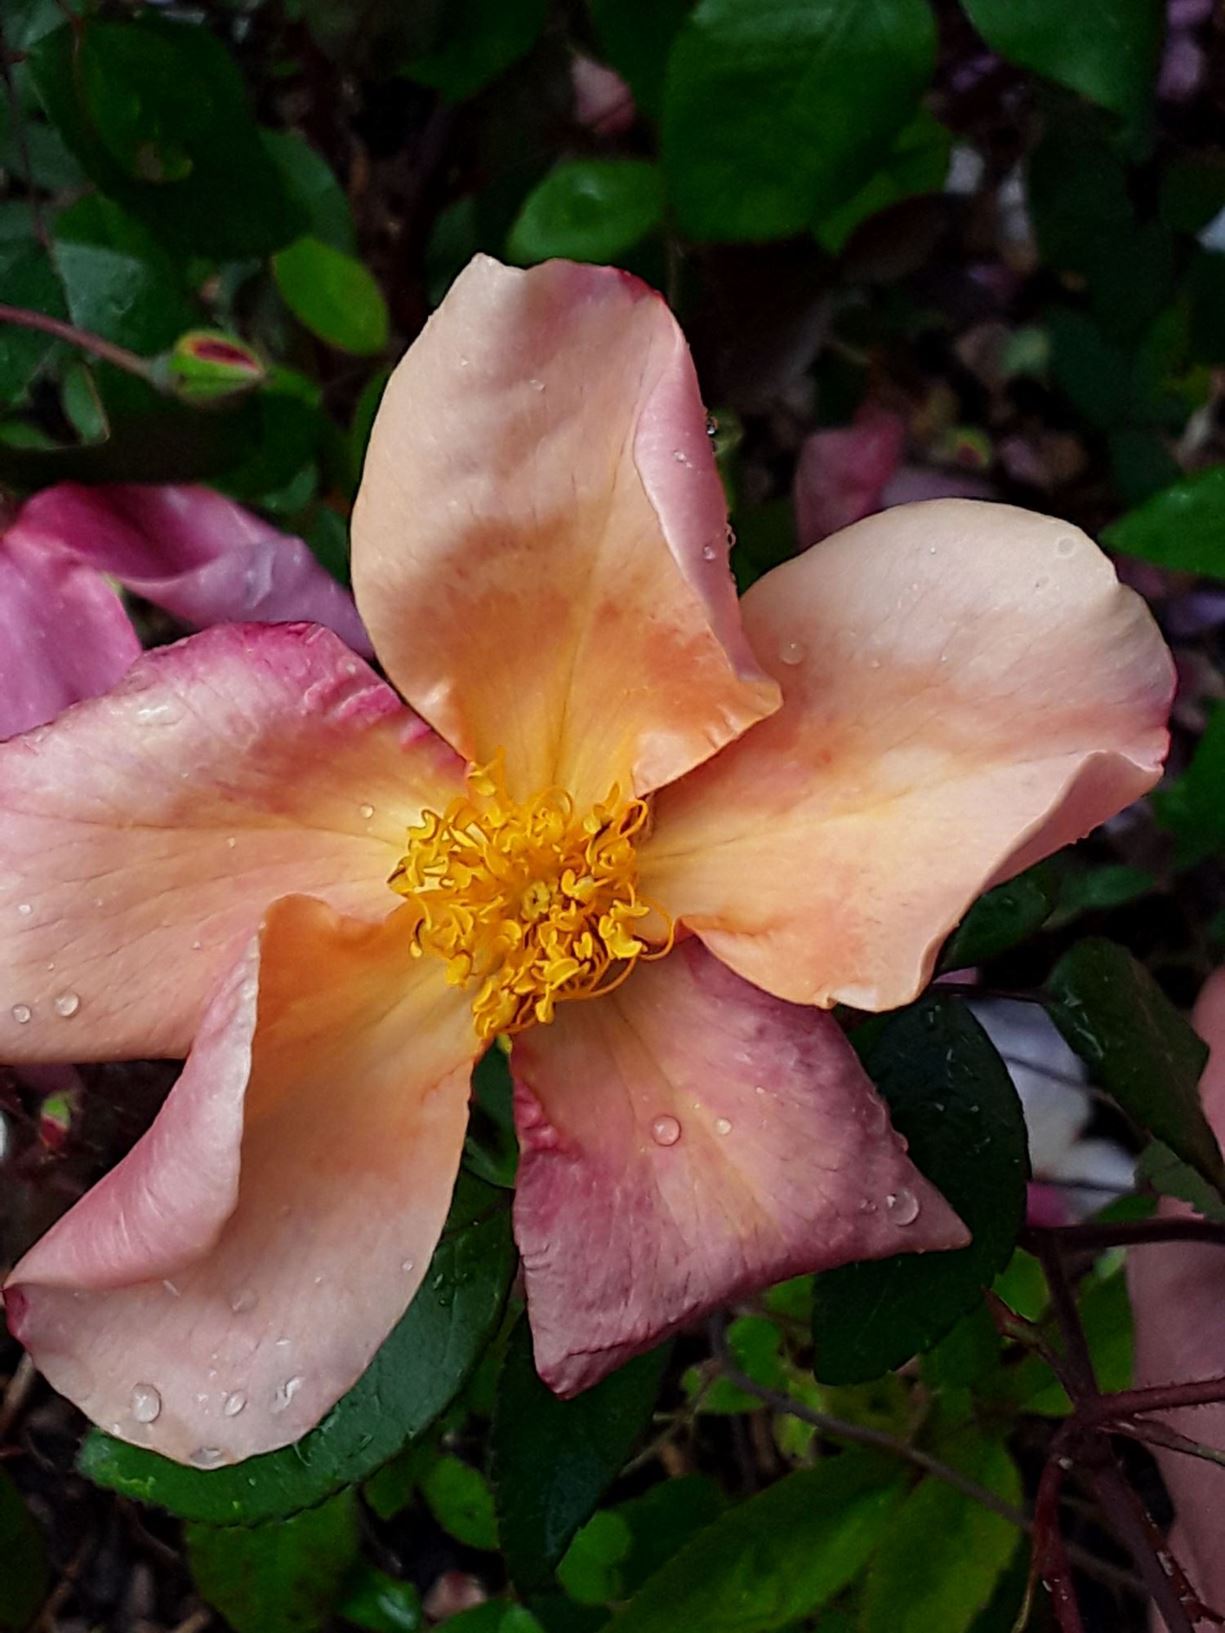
[0,526,140,739]
[1128,967,1225,1630]
[793,409,907,546]
[13,483,372,656]
[352,254,778,805]
[512,939,968,1395]
[4,895,476,1465]
[642,501,1173,1012]
[0,622,462,1063]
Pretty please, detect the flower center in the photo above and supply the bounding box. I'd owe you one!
[389,755,671,1041]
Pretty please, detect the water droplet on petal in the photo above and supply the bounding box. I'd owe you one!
[400,1258,416,1274]
[701,543,718,561]
[222,1391,247,1418]
[162,1279,181,1298]
[11,1004,31,1025]
[651,1115,682,1147]
[1055,534,1078,558]
[16,903,32,918]
[130,1383,162,1423]
[275,1336,291,1348]
[714,1116,733,1136]
[225,836,237,849]
[190,1447,225,1469]
[778,639,805,666]
[229,1288,257,1314]
[528,377,545,392]
[53,992,80,1018]
[753,1084,766,1096]
[886,1187,920,1226]
[272,1375,304,1413]
[672,449,690,465]
[862,1098,888,1135]
[359,803,375,820]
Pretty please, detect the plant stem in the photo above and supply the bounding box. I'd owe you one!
[0,304,157,383]
[1028,1219,1225,1253]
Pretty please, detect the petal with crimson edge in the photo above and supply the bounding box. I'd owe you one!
[352,255,778,806]
[3,895,477,1466]
[642,500,1173,1013]
[511,939,967,1396]
[0,622,463,1064]
[0,526,139,739]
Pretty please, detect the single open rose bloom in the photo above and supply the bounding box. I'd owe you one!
[0,257,1172,1467]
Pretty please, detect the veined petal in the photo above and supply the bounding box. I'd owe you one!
[14,483,372,656]
[511,940,967,1395]
[0,525,139,739]
[642,501,1173,1012]
[0,623,462,1063]
[352,255,778,805]
[3,895,477,1466]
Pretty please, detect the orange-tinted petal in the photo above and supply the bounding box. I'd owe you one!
[512,940,967,1395]
[4,896,477,1466]
[642,501,1173,1011]
[0,623,462,1063]
[351,255,778,805]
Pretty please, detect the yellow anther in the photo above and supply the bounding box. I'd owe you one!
[390,752,672,1041]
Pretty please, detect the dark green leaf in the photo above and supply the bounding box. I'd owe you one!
[492,1319,669,1589]
[810,998,1028,1384]
[605,1451,904,1633]
[187,1491,359,1633]
[29,19,302,257]
[339,1568,423,1633]
[0,397,264,488]
[465,1046,519,1188]
[959,0,1163,124]
[79,1177,514,1524]
[1047,939,1221,1189]
[446,1608,546,1633]
[1138,1140,1225,1221]
[661,0,936,242]
[0,1466,49,1631]
[1154,703,1225,859]
[614,1477,727,1595]
[403,0,550,101]
[1104,465,1225,578]
[556,1511,633,1605]
[507,161,664,266]
[52,194,196,354]
[941,864,1058,970]
[0,237,67,403]
[422,1455,499,1551]
[861,1431,1021,1633]
[263,131,357,254]
[273,237,390,356]
[1161,157,1225,236]
[586,0,691,116]
[814,108,951,255]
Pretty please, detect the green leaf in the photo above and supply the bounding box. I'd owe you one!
[614,1477,727,1595]
[1154,703,1225,860]
[507,161,665,266]
[403,0,550,101]
[661,0,937,242]
[1138,1140,1225,1221]
[810,998,1028,1384]
[262,131,357,254]
[422,1455,499,1551]
[52,195,196,355]
[1103,465,1225,578]
[557,1511,633,1605]
[492,1319,669,1589]
[1160,157,1225,236]
[79,1177,514,1524]
[605,1451,904,1633]
[0,237,67,404]
[465,1047,519,1188]
[339,1568,423,1633]
[861,1431,1022,1633]
[959,0,1163,124]
[941,863,1058,970]
[29,18,302,257]
[273,236,390,356]
[586,0,691,116]
[814,108,951,255]
[446,1608,546,1633]
[0,1466,49,1631]
[1046,939,1221,1190]
[684,1315,785,1414]
[187,1491,359,1633]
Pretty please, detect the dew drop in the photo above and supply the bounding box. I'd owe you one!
[229,1288,258,1314]
[222,1391,247,1418]
[163,1279,181,1298]
[778,639,806,666]
[272,1375,304,1414]
[16,902,32,918]
[714,1116,733,1136]
[885,1187,921,1226]
[400,1258,416,1274]
[191,940,203,951]
[862,1097,888,1135]
[672,449,690,465]
[130,1383,162,1424]
[650,1114,682,1147]
[705,412,719,438]
[1055,534,1078,558]
[11,1004,31,1025]
[190,1446,225,1470]
[275,1336,291,1348]
[753,1084,766,1096]
[528,377,545,392]
[701,543,718,561]
[358,803,375,820]
[53,991,80,1019]
[225,836,237,849]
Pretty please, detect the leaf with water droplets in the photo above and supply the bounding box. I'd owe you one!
[79,1175,513,1524]
[810,996,1028,1384]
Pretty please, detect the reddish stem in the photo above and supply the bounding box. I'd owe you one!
[0,303,156,382]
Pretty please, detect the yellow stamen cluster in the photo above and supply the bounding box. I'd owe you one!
[390,756,671,1041]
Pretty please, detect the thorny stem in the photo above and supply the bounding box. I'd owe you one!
[1113,1416,1225,1471]
[0,304,159,383]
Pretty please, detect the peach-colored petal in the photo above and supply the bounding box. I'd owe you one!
[0,623,462,1064]
[0,524,140,738]
[512,940,968,1396]
[351,255,778,806]
[642,501,1173,1012]
[3,895,477,1466]
[1128,968,1225,1631]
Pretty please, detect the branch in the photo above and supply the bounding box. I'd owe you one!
[1029,1219,1225,1253]
[0,304,158,383]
